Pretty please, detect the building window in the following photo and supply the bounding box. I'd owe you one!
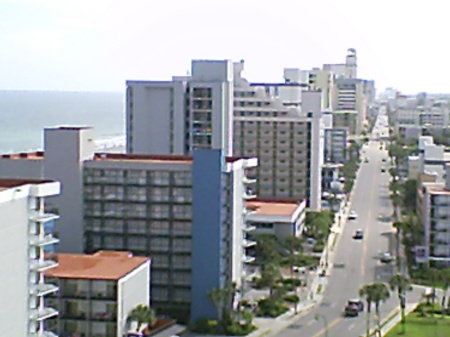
[173,238,191,252]
[151,205,170,218]
[128,236,147,250]
[172,255,191,267]
[152,171,170,185]
[172,188,192,203]
[128,186,147,201]
[149,221,169,235]
[173,272,191,285]
[104,219,124,233]
[104,236,123,250]
[150,237,170,251]
[173,222,191,235]
[173,205,191,219]
[151,187,170,202]
[152,255,169,267]
[152,288,169,301]
[128,220,147,234]
[104,203,124,217]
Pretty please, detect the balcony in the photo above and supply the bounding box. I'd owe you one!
[29,331,58,337]
[29,234,59,247]
[243,239,257,248]
[29,307,58,321]
[91,290,117,301]
[243,255,255,264]
[29,212,59,223]
[243,191,256,200]
[243,177,257,184]
[243,223,256,232]
[30,283,59,297]
[30,259,58,272]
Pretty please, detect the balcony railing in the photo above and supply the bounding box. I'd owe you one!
[243,255,255,264]
[91,290,117,301]
[29,212,59,223]
[29,283,59,297]
[28,331,58,337]
[29,259,58,272]
[29,307,58,321]
[91,311,117,321]
[60,311,87,320]
[243,239,257,248]
[29,234,59,247]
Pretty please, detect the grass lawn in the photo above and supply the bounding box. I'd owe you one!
[385,312,450,337]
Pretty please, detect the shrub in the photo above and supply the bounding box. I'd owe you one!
[256,298,289,318]
[193,317,218,334]
[283,294,300,303]
[313,243,325,253]
[281,278,302,287]
[224,322,256,336]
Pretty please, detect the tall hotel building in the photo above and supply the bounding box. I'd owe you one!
[0,179,60,337]
[126,59,324,209]
[82,150,257,322]
[126,60,234,156]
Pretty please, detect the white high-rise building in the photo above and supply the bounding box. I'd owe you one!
[0,178,60,337]
[126,60,234,156]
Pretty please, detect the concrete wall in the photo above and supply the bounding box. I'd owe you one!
[0,188,30,337]
[126,81,186,155]
[44,127,95,253]
[119,261,151,336]
[0,158,43,178]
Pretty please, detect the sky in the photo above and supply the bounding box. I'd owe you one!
[0,0,449,94]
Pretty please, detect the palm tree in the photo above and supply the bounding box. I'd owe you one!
[127,304,156,333]
[372,283,391,336]
[389,274,412,333]
[359,284,375,337]
[208,287,225,321]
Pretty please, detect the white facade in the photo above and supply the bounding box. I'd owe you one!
[246,199,307,240]
[0,179,60,337]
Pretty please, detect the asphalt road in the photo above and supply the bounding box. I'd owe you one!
[276,115,423,337]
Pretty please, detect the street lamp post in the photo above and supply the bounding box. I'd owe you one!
[315,313,329,337]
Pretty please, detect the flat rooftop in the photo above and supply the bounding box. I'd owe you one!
[426,184,450,196]
[45,251,149,281]
[0,178,54,190]
[94,153,252,164]
[1,151,44,160]
[246,198,303,216]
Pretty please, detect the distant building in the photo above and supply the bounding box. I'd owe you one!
[417,164,450,267]
[245,198,307,240]
[45,251,150,337]
[0,178,60,337]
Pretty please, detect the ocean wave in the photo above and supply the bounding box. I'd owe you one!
[95,135,126,150]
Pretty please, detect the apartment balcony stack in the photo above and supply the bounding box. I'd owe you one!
[29,200,60,337]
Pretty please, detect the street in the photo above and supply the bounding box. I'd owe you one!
[275,115,423,337]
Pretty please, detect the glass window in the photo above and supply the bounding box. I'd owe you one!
[172,255,190,267]
[151,171,170,185]
[173,272,191,285]
[152,255,169,267]
[149,221,169,235]
[104,236,123,250]
[128,186,147,201]
[172,188,192,203]
[173,205,191,219]
[128,220,147,234]
[173,238,191,252]
[151,205,170,218]
[173,222,191,235]
[150,237,169,251]
[128,236,147,250]
[151,187,170,202]
[103,219,124,233]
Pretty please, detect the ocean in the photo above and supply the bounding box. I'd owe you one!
[0,90,125,153]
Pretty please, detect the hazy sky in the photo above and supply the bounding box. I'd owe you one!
[0,0,448,94]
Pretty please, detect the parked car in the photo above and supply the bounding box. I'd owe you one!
[353,229,364,240]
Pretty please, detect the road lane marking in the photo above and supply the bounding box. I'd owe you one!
[311,317,342,337]
[307,319,315,326]
[348,323,355,330]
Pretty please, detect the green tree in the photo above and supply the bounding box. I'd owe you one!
[259,263,282,298]
[372,283,391,336]
[127,304,156,332]
[389,274,412,333]
[359,284,375,337]
[208,287,225,322]
[402,179,418,211]
[253,233,282,264]
[284,235,303,276]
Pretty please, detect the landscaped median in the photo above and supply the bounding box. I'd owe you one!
[383,302,450,337]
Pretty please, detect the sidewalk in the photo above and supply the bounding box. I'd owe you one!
[248,195,352,337]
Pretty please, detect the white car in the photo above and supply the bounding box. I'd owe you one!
[348,210,358,220]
